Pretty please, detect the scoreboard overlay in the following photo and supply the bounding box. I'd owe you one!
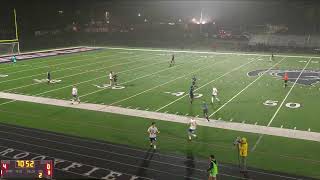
[1,160,53,179]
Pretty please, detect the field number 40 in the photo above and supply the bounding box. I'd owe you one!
[263,100,301,109]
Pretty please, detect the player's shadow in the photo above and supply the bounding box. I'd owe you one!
[184,148,195,180]
[136,148,155,177]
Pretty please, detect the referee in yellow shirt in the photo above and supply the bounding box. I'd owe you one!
[238,137,248,172]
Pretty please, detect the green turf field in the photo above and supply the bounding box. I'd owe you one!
[0,47,319,178]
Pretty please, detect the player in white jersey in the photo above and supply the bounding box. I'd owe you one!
[211,87,220,103]
[109,71,113,86]
[147,122,160,149]
[71,85,80,104]
[188,118,197,141]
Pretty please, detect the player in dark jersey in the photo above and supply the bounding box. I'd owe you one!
[271,52,274,61]
[189,85,194,104]
[113,73,118,86]
[169,54,175,67]
[47,71,51,84]
[283,72,288,88]
[192,75,197,87]
[202,101,209,121]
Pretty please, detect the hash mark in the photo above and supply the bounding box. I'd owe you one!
[308,128,311,132]
[280,125,283,128]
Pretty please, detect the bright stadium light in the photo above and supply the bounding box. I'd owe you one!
[192,18,196,22]
[144,18,147,22]
[178,19,182,22]
[138,13,141,17]
[201,21,206,24]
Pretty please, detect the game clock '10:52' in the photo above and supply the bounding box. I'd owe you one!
[1,160,53,179]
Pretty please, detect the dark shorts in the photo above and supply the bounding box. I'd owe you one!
[189,93,194,99]
[284,80,288,83]
[188,129,195,134]
[149,137,157,142]
[203,109,208,114]
[72,94,77,98]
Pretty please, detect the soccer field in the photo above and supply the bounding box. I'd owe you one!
[0,47,319,179]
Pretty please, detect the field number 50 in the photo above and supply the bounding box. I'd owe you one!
[263,100,301,109]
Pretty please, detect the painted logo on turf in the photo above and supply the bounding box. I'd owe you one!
[33,79,62,84]
[247,69,320,86]
[0,74,8,78]
[94,84,125,89]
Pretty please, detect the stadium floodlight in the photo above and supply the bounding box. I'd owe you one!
[138,13,141,17]
[144,18,147,22]
[196,21,200,24]
[201,21,206,24]
[192,18,196,22]
[178,19,182,22]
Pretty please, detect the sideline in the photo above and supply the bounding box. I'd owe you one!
[0,92,319,142]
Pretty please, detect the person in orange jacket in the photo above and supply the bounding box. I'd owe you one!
[283,72,288,88]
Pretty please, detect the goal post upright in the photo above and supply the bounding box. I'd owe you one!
[14,8,20,54]
[0,8,21,55]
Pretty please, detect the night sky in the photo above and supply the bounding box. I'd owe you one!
[1,0,320,34]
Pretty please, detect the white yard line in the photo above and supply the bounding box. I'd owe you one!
[209,57,287,117]
[0,58,170,106]
[0,92,319,142]
[251,58,312,152]
[0,53,143,84]
[79,57,195,98]
[156,57,259,112]
[102,46,320,59]
[3,53,157,92]
[109,59,221,105]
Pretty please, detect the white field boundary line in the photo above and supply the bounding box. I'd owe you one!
[209,57,287,117]
[79,54,201,98]
[3,53,158,92]
[0,54,93,71]
[0,55,179,106]
[0,46,90,58]
[156,57,260,112]
[101,46,320,59]
[0,137,201,180]
[0,92,319,143]
[0,124,313,180]
[251,58,312,152]
[0,145,151,180]
[0,47,107,71]
[3,51,118,75]
[0,52,141,84]
[108,59,223,105]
